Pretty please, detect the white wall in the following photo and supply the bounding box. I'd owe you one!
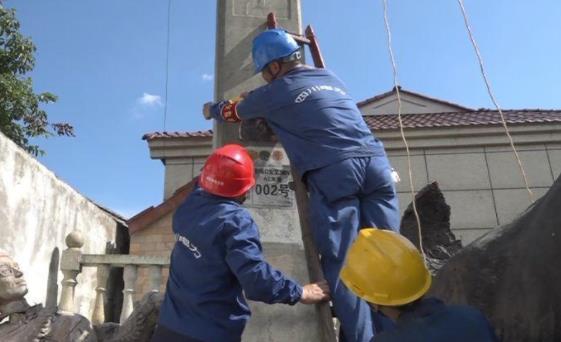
[0,131,120,317]
[388,143,560,245]
[151,125,561,247]
[164,157,206,199]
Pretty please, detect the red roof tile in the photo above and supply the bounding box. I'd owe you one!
[142,110,561,141]
[142,130,213,141]
[364,109,561,130]
[127,179,197,234]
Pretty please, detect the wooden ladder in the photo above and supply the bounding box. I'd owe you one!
[267,12,336,342]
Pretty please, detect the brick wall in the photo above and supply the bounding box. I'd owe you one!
[130,213,174,299]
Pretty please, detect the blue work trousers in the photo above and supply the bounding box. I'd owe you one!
[306,156,400,342]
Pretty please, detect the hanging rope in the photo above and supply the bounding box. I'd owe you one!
[457,0,534,203]
[381,0,426,261]
[163,0,172,132]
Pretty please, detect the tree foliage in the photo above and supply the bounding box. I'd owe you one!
[0,6,73,156]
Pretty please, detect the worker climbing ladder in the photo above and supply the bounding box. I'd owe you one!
[226,12,406,337]
[263,12,338,342]
[204,0,545,340]
[210,1,537,340]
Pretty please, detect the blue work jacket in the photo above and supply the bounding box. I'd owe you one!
[158,186,303,342]
[211,66,386,176]
[375,297,499,342]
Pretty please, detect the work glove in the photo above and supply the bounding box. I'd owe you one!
[202,102,213,120]
[203,95,245,121]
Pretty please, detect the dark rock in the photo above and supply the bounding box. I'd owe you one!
[96,292,163,342]
[400,182,462,272]
[431,176,561,341]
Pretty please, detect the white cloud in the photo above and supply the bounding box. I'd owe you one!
[131,92,164,119]
[202,73,214,81]
[137,92,163,107]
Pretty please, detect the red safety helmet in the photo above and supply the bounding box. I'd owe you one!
[199,144,256,198]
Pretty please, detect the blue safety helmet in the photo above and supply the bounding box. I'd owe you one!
[252,29,300,73]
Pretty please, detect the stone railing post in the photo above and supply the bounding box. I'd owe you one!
[59,231,84,313]
[91,264,110,325]
[148,265,162,293]
[71,253,170,323]
[120,264,138,323]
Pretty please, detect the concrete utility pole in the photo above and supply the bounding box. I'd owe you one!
[214,1,326,341]
[214,0,299,145]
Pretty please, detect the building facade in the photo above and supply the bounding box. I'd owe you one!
[132,88,561,246]
[127,88,561,322]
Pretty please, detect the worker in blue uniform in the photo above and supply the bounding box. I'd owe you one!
[203,29,400,342]
[340,228,499,342]
[152,144,330,342]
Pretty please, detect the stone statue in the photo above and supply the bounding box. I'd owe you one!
[0,249,163,342]
[0,251,96,341]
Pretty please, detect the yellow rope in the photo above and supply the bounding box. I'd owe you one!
[382,0,426,261]
[457,0,535,203]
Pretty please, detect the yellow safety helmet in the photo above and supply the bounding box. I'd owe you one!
[340,228,431,307]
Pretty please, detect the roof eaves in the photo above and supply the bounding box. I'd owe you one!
[399,89,473,111]
[127,178,198,234]
[91,202,128,226]
[356,87,473,111]
[142,130,213,141]
[363,109,561,130]
[356,88,395,107]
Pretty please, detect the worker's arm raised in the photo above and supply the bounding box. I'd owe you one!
[203,99,244,123]
[202,82,289,122]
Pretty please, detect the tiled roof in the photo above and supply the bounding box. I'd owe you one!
[364,109,561,130]
[132,109,561,233]
[142,110,561,141]
[142,130,213,141]
[356,87,472,111]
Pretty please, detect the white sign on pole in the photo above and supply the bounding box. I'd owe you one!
[247,165,294,208]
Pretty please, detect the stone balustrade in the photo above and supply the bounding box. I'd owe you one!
[59,231,169,324]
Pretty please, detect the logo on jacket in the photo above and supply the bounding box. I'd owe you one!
[294,85,347,103]
[175,233,202,259]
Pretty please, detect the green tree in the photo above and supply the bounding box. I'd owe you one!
[0,6,73,156]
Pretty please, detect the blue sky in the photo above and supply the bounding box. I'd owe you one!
[7,0,561,218]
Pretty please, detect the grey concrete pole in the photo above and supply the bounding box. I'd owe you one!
[213,1,329,341]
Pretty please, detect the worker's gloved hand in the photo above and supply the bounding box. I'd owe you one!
[203,102,213,120]
[300,280,331,304]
